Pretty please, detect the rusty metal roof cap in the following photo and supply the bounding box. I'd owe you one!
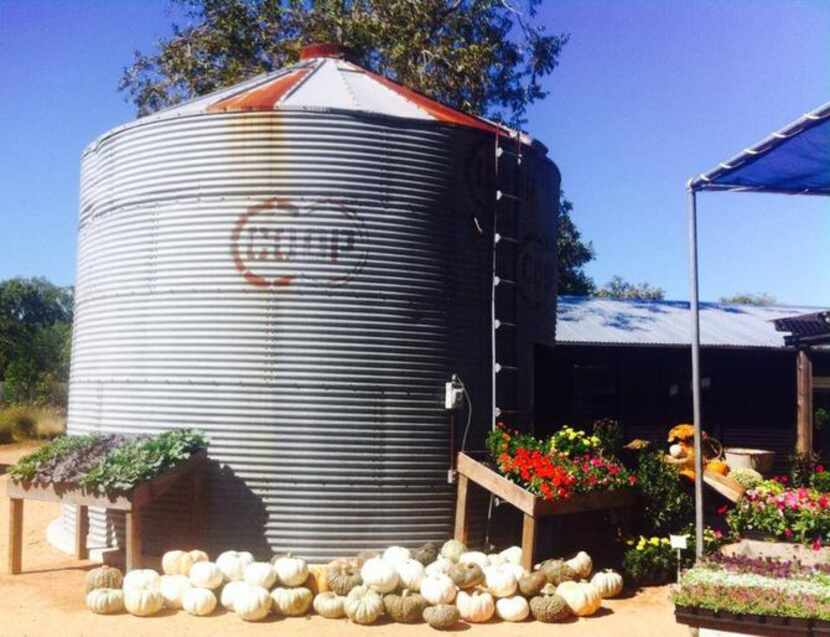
[299,43,344,60]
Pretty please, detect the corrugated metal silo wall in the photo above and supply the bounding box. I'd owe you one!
[494,142,559,432]
[65,110,497,561]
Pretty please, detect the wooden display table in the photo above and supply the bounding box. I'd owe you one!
[454,452,636,570]
[3,450,207,574]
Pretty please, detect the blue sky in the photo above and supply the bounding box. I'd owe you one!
[1,0,828,305]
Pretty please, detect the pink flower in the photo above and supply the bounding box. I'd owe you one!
[817,465,825,473]
[717,505,728,516]
[819,496,829,509]
[784,528,794,539]
[813,538,823,552]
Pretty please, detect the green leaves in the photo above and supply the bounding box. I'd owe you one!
[119,0,568,127]
[8,429,206,494]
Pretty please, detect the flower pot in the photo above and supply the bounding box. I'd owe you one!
[724,448,775,475]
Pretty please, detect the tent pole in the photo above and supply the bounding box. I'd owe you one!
[687,186,704,559]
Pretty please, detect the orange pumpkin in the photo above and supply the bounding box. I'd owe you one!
[668,424,696,443]
[706,460,729,476]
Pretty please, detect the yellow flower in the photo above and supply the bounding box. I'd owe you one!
[649,537,660,546]
[661,538,671,545]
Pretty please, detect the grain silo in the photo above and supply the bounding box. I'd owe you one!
[59,44,560,562]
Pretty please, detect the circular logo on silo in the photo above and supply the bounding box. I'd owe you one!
[517,235,556,308]
[231,197,368,289]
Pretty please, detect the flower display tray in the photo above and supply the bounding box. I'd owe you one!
[454,452,636,570]
[675,605,813,636]
[3,450,208,574]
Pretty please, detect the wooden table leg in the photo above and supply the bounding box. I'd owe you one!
[521,513,537,572]
[74,505,89,561]
[454,474,471,544]
[6,498,23,574]
[125,508,142,572]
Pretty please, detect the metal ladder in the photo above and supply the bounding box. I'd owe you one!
[492,131,526,429]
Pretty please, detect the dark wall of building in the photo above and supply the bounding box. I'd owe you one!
[535,344,830,470]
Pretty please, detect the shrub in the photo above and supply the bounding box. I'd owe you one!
[622,536,675,585]
[812,466,830,493]
[0,405,36,441]
[592,418,624,456]
[789,451,820,488]
[732,467,763,490]
[635,451,694,535]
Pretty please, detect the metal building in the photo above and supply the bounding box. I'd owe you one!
[62,44,560,561]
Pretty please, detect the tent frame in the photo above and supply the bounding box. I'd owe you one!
[686,100,830,557]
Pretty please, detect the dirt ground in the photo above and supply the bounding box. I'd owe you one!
[0,443,688,637]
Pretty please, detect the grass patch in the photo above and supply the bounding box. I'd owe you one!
[0,404,66,443]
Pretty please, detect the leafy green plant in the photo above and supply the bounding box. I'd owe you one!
[731,467,763,490]
[789,451,820,488]
[79,429,206,492]
[8,434,98,481]
[635,451,694,535]
[815,408,830,432]
[548,425,600,457]
[812,466,830,492]
[592,418,623,456]
[622,536,676,585]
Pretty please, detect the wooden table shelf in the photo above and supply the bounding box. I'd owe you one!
[3,450,208,574]
[454,452,636,570]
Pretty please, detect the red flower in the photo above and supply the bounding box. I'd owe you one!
[817,465,825,474]
[813,538,823,551]
[717,505,728,516]
[784,528,794,539]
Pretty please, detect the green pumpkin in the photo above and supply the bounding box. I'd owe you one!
[423,603,460,630]
[85,565,124,593]
[447,562,484,589]
[383,589,428,623]
[411,542,440,566]
[530,586,572,623]
[518,570,547,597]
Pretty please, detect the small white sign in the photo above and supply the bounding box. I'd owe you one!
[670,534,688,550]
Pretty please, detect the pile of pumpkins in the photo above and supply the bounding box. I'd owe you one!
[84,540,624,629]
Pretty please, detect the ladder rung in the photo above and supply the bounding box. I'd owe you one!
[494,277,516,287]
[494,233,519,245]
[496,364,518,373]
[496,190,521,202]
[495,320,517,329]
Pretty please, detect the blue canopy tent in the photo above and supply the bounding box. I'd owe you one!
[686,101,830,556]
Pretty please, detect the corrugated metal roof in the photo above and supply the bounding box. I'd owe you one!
[556,296,827,349]
[87,45,538,155]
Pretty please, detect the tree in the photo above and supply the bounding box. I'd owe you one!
[719,293,777,306]
[595,276,665,301]
[0,278,73,406]
[557,194,595,295]
[119,0,569,125]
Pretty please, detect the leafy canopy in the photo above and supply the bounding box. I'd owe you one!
[557,194,595,295]
[718,292,777,306]
[120,0,569,125]
[595,275,665,301]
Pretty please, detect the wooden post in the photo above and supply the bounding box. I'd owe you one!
[74,505,89,560]
[521,513,537,572]
[453,474,471,545]
[797,348,814,454]
[125,508,142,572]
[6,498,23,574]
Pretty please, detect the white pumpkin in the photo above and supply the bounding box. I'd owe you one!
[456,589,495,623]
[556,581,602,617]
[499,546,523,565]
[591,569,624,599]
[484,565,518,598]
[234,584,272,621]
[360,557,399,593]
[189,561,224,590]
[86,588,124,615]
[162,550,194,576]
[123,569,161,592]
[188,549,210,564]
[182,587,217,616]
[440,539,467,562]
[124,588,164,617]
[495,595,530,622]
[272,555,309,587]
[669,443,685,458]
[271,586,313,616]
[458,551,489,569]
[396,559,425,590]
[382,545,412,566]
[159,574,192,609]
[344,585,385,625]
[314,591,346,619]
[216,550,254,582]
[244,562,277,589]
[565,551,593,579]
[425,557,452,577]
[220,580,249,611]
[487,553,506,567]
[502,562,528,581]
[419,573,457,605]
